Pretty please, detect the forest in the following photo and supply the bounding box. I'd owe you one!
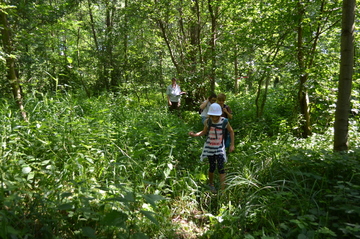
[0,0,359,238]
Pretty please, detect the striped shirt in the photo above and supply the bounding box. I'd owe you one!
[200,117,227,162]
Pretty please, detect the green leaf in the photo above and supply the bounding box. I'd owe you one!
[6,226,19,235]
[131,232,149,239]
[316,227,337,236]
[163,167,171,178]
[67,57,73,64]
[27,172,35,181]
[57,203,73,210]
[140,210,159,226]
[102,210,128,228]
[297,234,307,239]
[104,192,135,203]
[143,194,166,208]
[82,227,96,239]
[22,166,31,174]
[41,160,51,165]
[61,192,73,199]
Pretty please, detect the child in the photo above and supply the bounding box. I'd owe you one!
[217,93,233,148]
[188,103,235,193]
[217,93,233,119]
[199,93,217,124]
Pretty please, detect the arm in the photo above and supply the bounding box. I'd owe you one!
[227,122,235,152]
[199,100,209,110]
[167,95,172,106]
[166,86,172,105]
[223,106,233,119]
[178,85,186,95]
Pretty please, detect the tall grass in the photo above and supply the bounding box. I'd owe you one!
[0,91,359,238]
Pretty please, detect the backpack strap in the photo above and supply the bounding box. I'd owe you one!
[206,118,211,137]
[207,117,228,142]
[222,118,228,136]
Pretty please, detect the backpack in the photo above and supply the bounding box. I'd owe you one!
[207,117,230,148]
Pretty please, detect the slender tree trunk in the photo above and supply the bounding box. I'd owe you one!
[296,2,311,138]
[333,0,355,151]
[234,49,239,94]
[123,0,129,84]
[190,1,198,74]
[296,0,325,138]
[106,2,117,90]
[158,20,181,77]
[208,0,217,93]
[255,76,264,118]
[0,10,27,121]
[76,27,91,97]
[255,39,282,118]
[87,0,99,50]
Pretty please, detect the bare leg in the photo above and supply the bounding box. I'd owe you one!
[209,172,214,186]
[208,172,217,193]
[220,173,226,191]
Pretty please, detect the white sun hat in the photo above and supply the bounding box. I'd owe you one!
[207,103,222,116]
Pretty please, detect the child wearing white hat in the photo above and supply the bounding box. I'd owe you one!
[188,103,235,193]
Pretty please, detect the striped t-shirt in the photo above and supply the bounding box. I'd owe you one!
[200,117,227,162]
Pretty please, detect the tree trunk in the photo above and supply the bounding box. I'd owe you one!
[123,0,129,84]
[0,10,27,121]
[255,76,265,118]
[87,0,99,51]
[296,0,325,138]
[333,0,355,151]
[158,20,180,76]
[296,2,311,138]
[234,51,239,94]
[208,0,218,93]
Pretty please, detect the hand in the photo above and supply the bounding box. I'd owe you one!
[223,107,228,114]
[188,132,194,136]
[168,101,172,106]
[229,145,235,153]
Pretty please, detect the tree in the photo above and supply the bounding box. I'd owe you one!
[207,0,219,92]
[295,0,339,138]
[333,0,355,151]
[0,4,27,121]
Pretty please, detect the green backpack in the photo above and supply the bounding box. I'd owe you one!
[207,117,230,148]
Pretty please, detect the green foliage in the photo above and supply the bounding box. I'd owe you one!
[1,91,360,238]
[1,0,358,237]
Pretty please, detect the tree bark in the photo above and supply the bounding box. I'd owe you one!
[333,0,355,151]
[0,10,27,121]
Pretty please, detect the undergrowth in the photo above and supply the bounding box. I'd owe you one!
[0,91,359,238]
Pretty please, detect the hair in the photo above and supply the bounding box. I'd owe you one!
[209,93,217,99]
[171,77,177,81]
[217,93,226,101]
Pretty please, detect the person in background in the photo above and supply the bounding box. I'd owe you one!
[217,93,233,148]
[166,78,186,113]
[188,103,235,193]
[217,93,233,119]
[199,93,217,124]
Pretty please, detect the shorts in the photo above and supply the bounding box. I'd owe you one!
[208,155,226,174]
